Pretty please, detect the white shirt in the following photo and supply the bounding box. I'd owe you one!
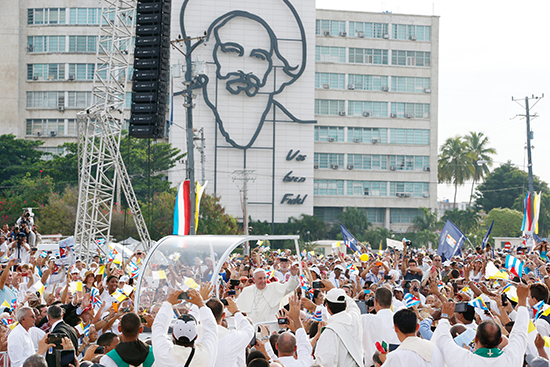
[435,306,529,367]
[362,308,400,363]
[535,304,550,337]
[383,337,445,367]
[29,326,46,351]
[7,324,36,367]
[152,302,218,367]
[214,312,253,367]
[277,328,313,367]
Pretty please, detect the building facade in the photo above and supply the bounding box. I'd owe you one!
[313,10,439,233]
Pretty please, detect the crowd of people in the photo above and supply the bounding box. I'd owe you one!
[0,211,549,367]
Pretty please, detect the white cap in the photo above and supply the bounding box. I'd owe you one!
[326,288,346,303]
[119,275,129,283]
[172,314,197,343]
[334,265,345,271]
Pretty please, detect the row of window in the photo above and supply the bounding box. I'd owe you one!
[25,119,77,137]
[315,126,430,145]
[316,46,430,67]
[26,91,93,109]
[27,63,133,82]
[27,8,132,26]
[314,153,430,171]
[314,100,430,118]
[316,20,431,41]
[313,206,420,224]
[314,180,430,197]
[27,36,134,53]
[315,73,430,93]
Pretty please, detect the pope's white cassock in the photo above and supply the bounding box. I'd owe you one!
[382,337,444,367]
[236,276,299,323]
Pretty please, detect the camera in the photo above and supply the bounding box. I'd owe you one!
[227,290,236,296]
[94,346,105,354]
[48,333,64,346]
[312,281,324,289]
[277,318,289,325]
[177,291,190,300]
[230,279,240,288]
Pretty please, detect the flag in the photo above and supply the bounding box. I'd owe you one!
[528,320,537,333]
[107,248,119,263]
[195,181,208,231]
[90,287,101,307]
[311,309,323,322]
[96,238,106,246]
[173,180,191,235]
[152,270,166,280]
[184,277,199,289]
[403,293,420,308]
[299,275,309,292]
[481,220,494,249]
[468,296,489,311]
[112,289,127,303]
[437,220,466,260]
[39,250,48,258]
[505,254,524,278]
[340,224,360,253]
[502,283,512,293]
[122,284,134,296]
[58,237,76,266]
[533,300,545,320]
[82,323,90,337]
[485,261,509,280]
[126,262,139,279]
[346,263,358,275]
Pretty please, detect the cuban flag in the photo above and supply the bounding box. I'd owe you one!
[173,180,191,235]
[437,220,466,261]
[58,237,75,266]
[403,293,420,308]
[126,261,140,279]
[107,248,119,263]
[299,275,309,293]
[469,296,489,311]
[90,287,102,307]
[340,224,360,253]
[505,254,524,278]
[533,300,545,320]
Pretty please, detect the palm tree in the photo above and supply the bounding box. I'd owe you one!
[411,207,440,232]
[438,137,472,208]
[464,132,496,207]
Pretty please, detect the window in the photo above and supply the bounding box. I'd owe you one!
[315,46,346,63]
[389,156,430,171]
[348,74,388,91]
[26,91,63,108]
[349,22,389,38]
[315,73,345,89]
[348,101,388,117]
[67,64,95,80]
[366,208,385,223]
[346,181,387,196]
[68,36,97,52]
[316,20,346,36]
[347,127,388,143]
[27,64,65,80]
[391,103,430,118]
[67,91,93,108]
[68,8,101,25]
[314,180,344,196]
[349,48,388,65]
[314,207,343,222]
[390,208,421,223]
[348,154,388,170]
[391,76,430,92]
[28,8,66,25]
[315,100,345,116]
[391,50,431,67]
[392,24,431,41]
[314,126,345,142]
[390,182,429,197]
[27,36,66,52]
[389,129,430,145]
[25,119,66,136]
[314,153,344,169]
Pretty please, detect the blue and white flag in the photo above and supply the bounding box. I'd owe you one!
[340,224,359,253]
[437,220,466,261]
[403,293,421,308]
[481,220,494,249]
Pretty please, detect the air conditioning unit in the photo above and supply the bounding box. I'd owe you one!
[424,88,431,93]
[339,32,347,37]
[423,166,431,172]
[396,192,411,198]
[371,138,380,144]
[348,84,355,90]
[382,86,389,92]
[409,35,417,41]
[347,164,354,170]
[364,189,370,196]
[362,111,371,117]
[383,34,390,39]
[36,131,42,136]
[68,75,75,81]
[390,166,397,171]
[338,111,346,116]
[314,164,319,169]
[423,192,430,198]
[390,113,397,118]
[357,32,365,38]
[58,106,64,111]
[330,164,339,170]
[323,30,330,36]
[32,76,39,81]
[50,131,57,137]
[328,137,335,142]
[27,45,34,52]
[405,113,413,118]
[353,138,360,143]
[323,84,330,89]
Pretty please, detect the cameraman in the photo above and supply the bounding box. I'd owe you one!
[10,232,30,265]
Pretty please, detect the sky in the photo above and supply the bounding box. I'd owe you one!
[316,0,550,204]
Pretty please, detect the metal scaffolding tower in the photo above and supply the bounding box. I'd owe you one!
[74,0,151,261]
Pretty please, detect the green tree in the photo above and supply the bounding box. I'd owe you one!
[337,207,370,237]
[484,208,524,238]
[0,135,44,184]
[40,142,79,192]
[441,209,480,235]
[465,132,496,206]
[36,186,79,235]
[363,227,394,249]
[475,162,549,212]
[438,136,472,208]
[411,207,440,232]
[287,214,328,241]
[196,193,240,235]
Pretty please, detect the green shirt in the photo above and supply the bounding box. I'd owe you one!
[473,347,502,358]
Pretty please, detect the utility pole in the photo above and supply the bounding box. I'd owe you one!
[232,169,256,254]
[194,128,206,183]
[512,94,544,194]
